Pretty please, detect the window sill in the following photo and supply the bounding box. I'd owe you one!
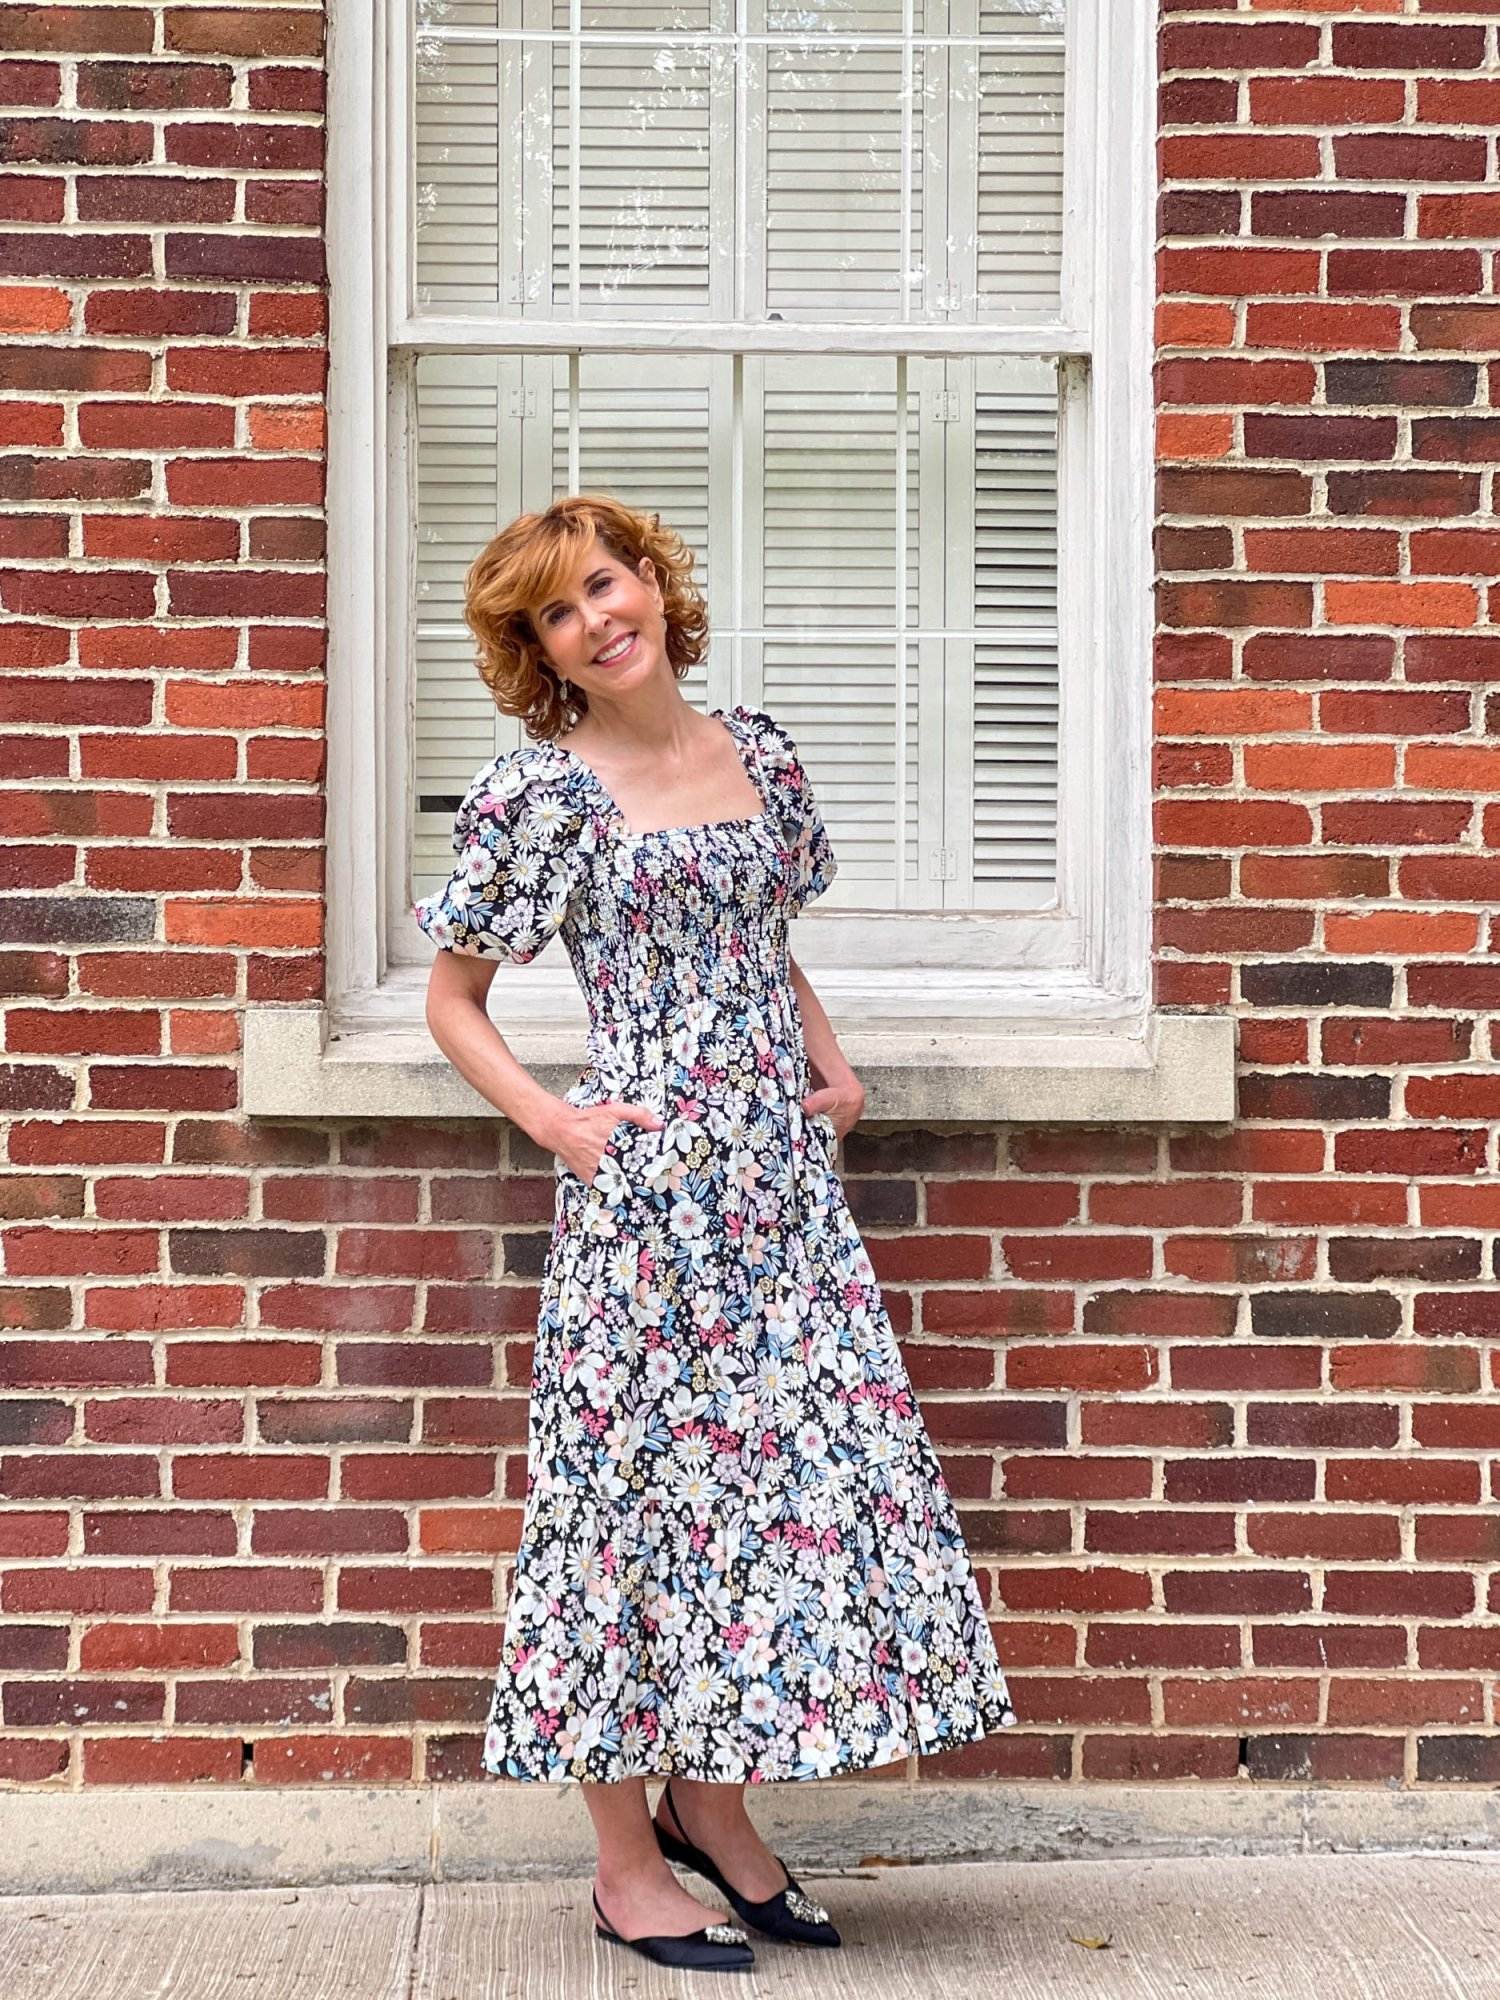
[242,1002,1235,1125]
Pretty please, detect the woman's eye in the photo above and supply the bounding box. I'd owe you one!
[545,580,608,623]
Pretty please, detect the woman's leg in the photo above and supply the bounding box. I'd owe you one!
[583,1777,728,1938]
[654,1778,789,1900]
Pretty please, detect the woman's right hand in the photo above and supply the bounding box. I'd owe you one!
[550,1099,665,1184]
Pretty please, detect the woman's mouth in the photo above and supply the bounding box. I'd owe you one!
[593,632,637,666]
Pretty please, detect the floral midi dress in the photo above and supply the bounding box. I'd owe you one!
[414,703,1016,1784]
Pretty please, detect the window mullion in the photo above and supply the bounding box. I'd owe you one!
[739,38,765,328]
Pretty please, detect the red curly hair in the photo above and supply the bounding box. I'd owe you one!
[464,493,710,742]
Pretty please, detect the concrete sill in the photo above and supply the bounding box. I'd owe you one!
[242,1005,1236,1124]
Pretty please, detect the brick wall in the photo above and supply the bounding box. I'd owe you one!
[2,2,1499,1797]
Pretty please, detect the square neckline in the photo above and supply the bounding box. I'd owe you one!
[554,707,774,844]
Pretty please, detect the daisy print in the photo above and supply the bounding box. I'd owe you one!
[414,705,1015,1785]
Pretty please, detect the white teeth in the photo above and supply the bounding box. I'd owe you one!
[595,633,635,664]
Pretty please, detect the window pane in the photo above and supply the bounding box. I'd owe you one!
[581,2,720,37]
[757,2,914,27]
[415,0,501,28]
[411,356,510,886]
[408,1,1067,325]
[410,351,724,892]
[750,41,924,322]
[414,26,730,318]
[552,40,728,312]
[749,355,908,631]
[760,638,919,907]
[547,352,719,719]
[978,0,1066,32]
[414,35,501,307]
[970,36,1064,317]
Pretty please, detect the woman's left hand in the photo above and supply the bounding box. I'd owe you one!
[802,1075,865,1144]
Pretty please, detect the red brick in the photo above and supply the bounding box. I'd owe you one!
[1155,688,1310,737]
[1002,1236,1154,1284]
[1086,1510,1236,1558]
[1164,1678,1319,1729]
[1088,1180,1242,1228]
[85,288,237,337]
[1006,1345,1159,1394]
[1170,1346,1321,1394]
[1252,1180,1407,1227]
[1328,1460,1481,1510]
[0,59,61,104]
[0,10,154,55]
[163,8,324,59]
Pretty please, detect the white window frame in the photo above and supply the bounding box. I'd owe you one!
[242,0,1234,1122]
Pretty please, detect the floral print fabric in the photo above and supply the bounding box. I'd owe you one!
[414,705,1016,1783]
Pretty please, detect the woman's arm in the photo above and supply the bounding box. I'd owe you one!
[424,952,664,1178]
[788,951,866,1141]
[424,950,569,1149]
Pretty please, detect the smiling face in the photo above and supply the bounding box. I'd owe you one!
[528,538,668,706]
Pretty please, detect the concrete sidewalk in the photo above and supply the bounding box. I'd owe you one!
[3,1851,1497,2000]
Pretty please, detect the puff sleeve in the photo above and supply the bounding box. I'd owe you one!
[412,750,588,963]
[735,705,839,915]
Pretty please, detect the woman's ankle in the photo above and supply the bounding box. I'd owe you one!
[659,1779,752,1841]
[594,1851,676,1901]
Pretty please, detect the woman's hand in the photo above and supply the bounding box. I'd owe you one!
[549,1099,665,1183]
[788,956,863,1145]
[801,1074,865,1144]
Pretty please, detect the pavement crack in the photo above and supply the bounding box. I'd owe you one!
[403,1881,428,2000]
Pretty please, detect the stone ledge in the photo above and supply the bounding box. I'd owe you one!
[242,1007,1236,1124]
[1,1778,1495,1897]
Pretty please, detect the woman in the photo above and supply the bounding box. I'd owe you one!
[414,495,1016,1975]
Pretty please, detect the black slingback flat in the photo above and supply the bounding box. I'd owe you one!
[591,1887,755,1972]
[653,1780,843,1950]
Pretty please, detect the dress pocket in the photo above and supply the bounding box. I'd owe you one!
[810,1109,840,1152]
[553,1108,634,1195]
[587,1114,635,1193]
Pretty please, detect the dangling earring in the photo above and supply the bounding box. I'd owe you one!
[558,676,571,704]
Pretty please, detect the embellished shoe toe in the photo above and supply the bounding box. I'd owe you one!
[592,1889,754,1972]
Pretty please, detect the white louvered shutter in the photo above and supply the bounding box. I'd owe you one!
[945,0,1066,322]
[943,355,1059,907]
[549,20,732,319]
[744,35,925,323]
[411,355,519,891]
